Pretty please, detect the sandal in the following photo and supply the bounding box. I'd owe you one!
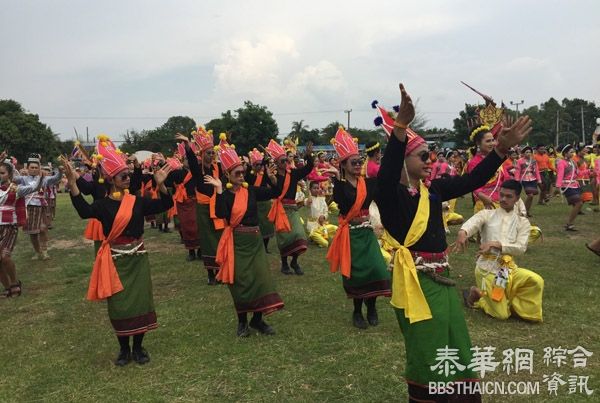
[9,280,22,297]
[585,243,600,257]
[0,288,11,298]
[565,224,578,232]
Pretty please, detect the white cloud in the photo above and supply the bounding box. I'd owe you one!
[213,35,299,97]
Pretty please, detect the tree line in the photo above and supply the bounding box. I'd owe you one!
[1,96,599,164]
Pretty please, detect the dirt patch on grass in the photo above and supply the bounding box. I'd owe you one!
[49,239,88,250]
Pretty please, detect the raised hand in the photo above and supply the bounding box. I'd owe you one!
[203,175,222,192]
[305,142,314,157]
[0,150,8,162]
[496,116,533,154]
[175,133,189,143]
[153,164,172,186]
[395,83,415,128]
[326,166,340,179]
[266,164,277,178]
[59,155,78,184]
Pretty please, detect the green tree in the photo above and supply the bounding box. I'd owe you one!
[205,101,279,155]
[521,98,600,146]
[121,116,196,154]
[290,120,322,145]
[0,99,61,164]
[452,104,479,147]
[320,121,344,144]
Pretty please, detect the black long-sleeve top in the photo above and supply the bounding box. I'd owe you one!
[165,168,196,198]
[185,144,223,197]
[215,186,276,226]
[76,175,108,201]
[376,134,505,253]
[272,156,314,200]
[332,177,378,216]
[245,165,275,188]
[70,191,173,238]
[141,173,156,192]
[129,166,143,195]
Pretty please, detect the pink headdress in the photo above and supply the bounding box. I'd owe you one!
[249,148,264,165]
[330,127,359,161]
[192,126,214,152]
[265,139,286,160]
[166,157,183,170]
[95,134,127,178]
[216,136,242,172]
[372,100,426,155]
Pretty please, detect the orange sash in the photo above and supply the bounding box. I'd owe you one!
[173,171,192,203]
[195,164,225,230]
[83,218,105,241]
[326,177,367,278]
[87,193,136,301]
[268,171,291,232]
[254,171,264,187]
[143,180,153,195]
[215,187,248,284]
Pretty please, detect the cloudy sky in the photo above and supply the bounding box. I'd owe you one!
[1,1,599,142]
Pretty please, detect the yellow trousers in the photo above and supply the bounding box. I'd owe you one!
[473,200,499,214]
[474,265,544,322]
[309,224,338,248]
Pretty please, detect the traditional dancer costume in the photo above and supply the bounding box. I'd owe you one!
[461,201,544,322]
[15,154,62,260]
[515,147,542,195]
[184,128,225,285]
[375,98,506,401]
[265,139,312,275]
[245,148,275,252]
[326,127,391,329]
[211,139,284,337]
[0,162,41,297]
[167,147,200,261]
[68,134,173,365]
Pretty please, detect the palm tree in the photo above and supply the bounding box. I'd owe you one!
[291,120,308,135]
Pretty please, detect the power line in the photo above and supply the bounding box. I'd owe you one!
[39,109,459,120]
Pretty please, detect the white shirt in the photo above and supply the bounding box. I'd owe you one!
[461,207,531,257]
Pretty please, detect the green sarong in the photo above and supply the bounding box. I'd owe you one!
[196,203,223,270]
[394,269,476,385]
[342,227,391,298]
[257,200,275,239]
[275,205,308,257]
[108,252,157,336]
[229,230,284,314]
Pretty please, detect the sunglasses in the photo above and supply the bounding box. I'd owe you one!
[115,173,130,181]
[348,158,364,167]
[413,151,430,162]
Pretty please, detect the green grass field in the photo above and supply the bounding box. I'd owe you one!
[0,193,598,402]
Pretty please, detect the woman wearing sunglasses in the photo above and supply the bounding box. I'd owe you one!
[63,136,174,367]
[325,127,391,329]
[376,84,532,402]
[204,139,284,337]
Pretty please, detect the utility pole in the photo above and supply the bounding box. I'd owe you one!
[344,109,352,129]
[510,100,524,117]
[581,105,585,144]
